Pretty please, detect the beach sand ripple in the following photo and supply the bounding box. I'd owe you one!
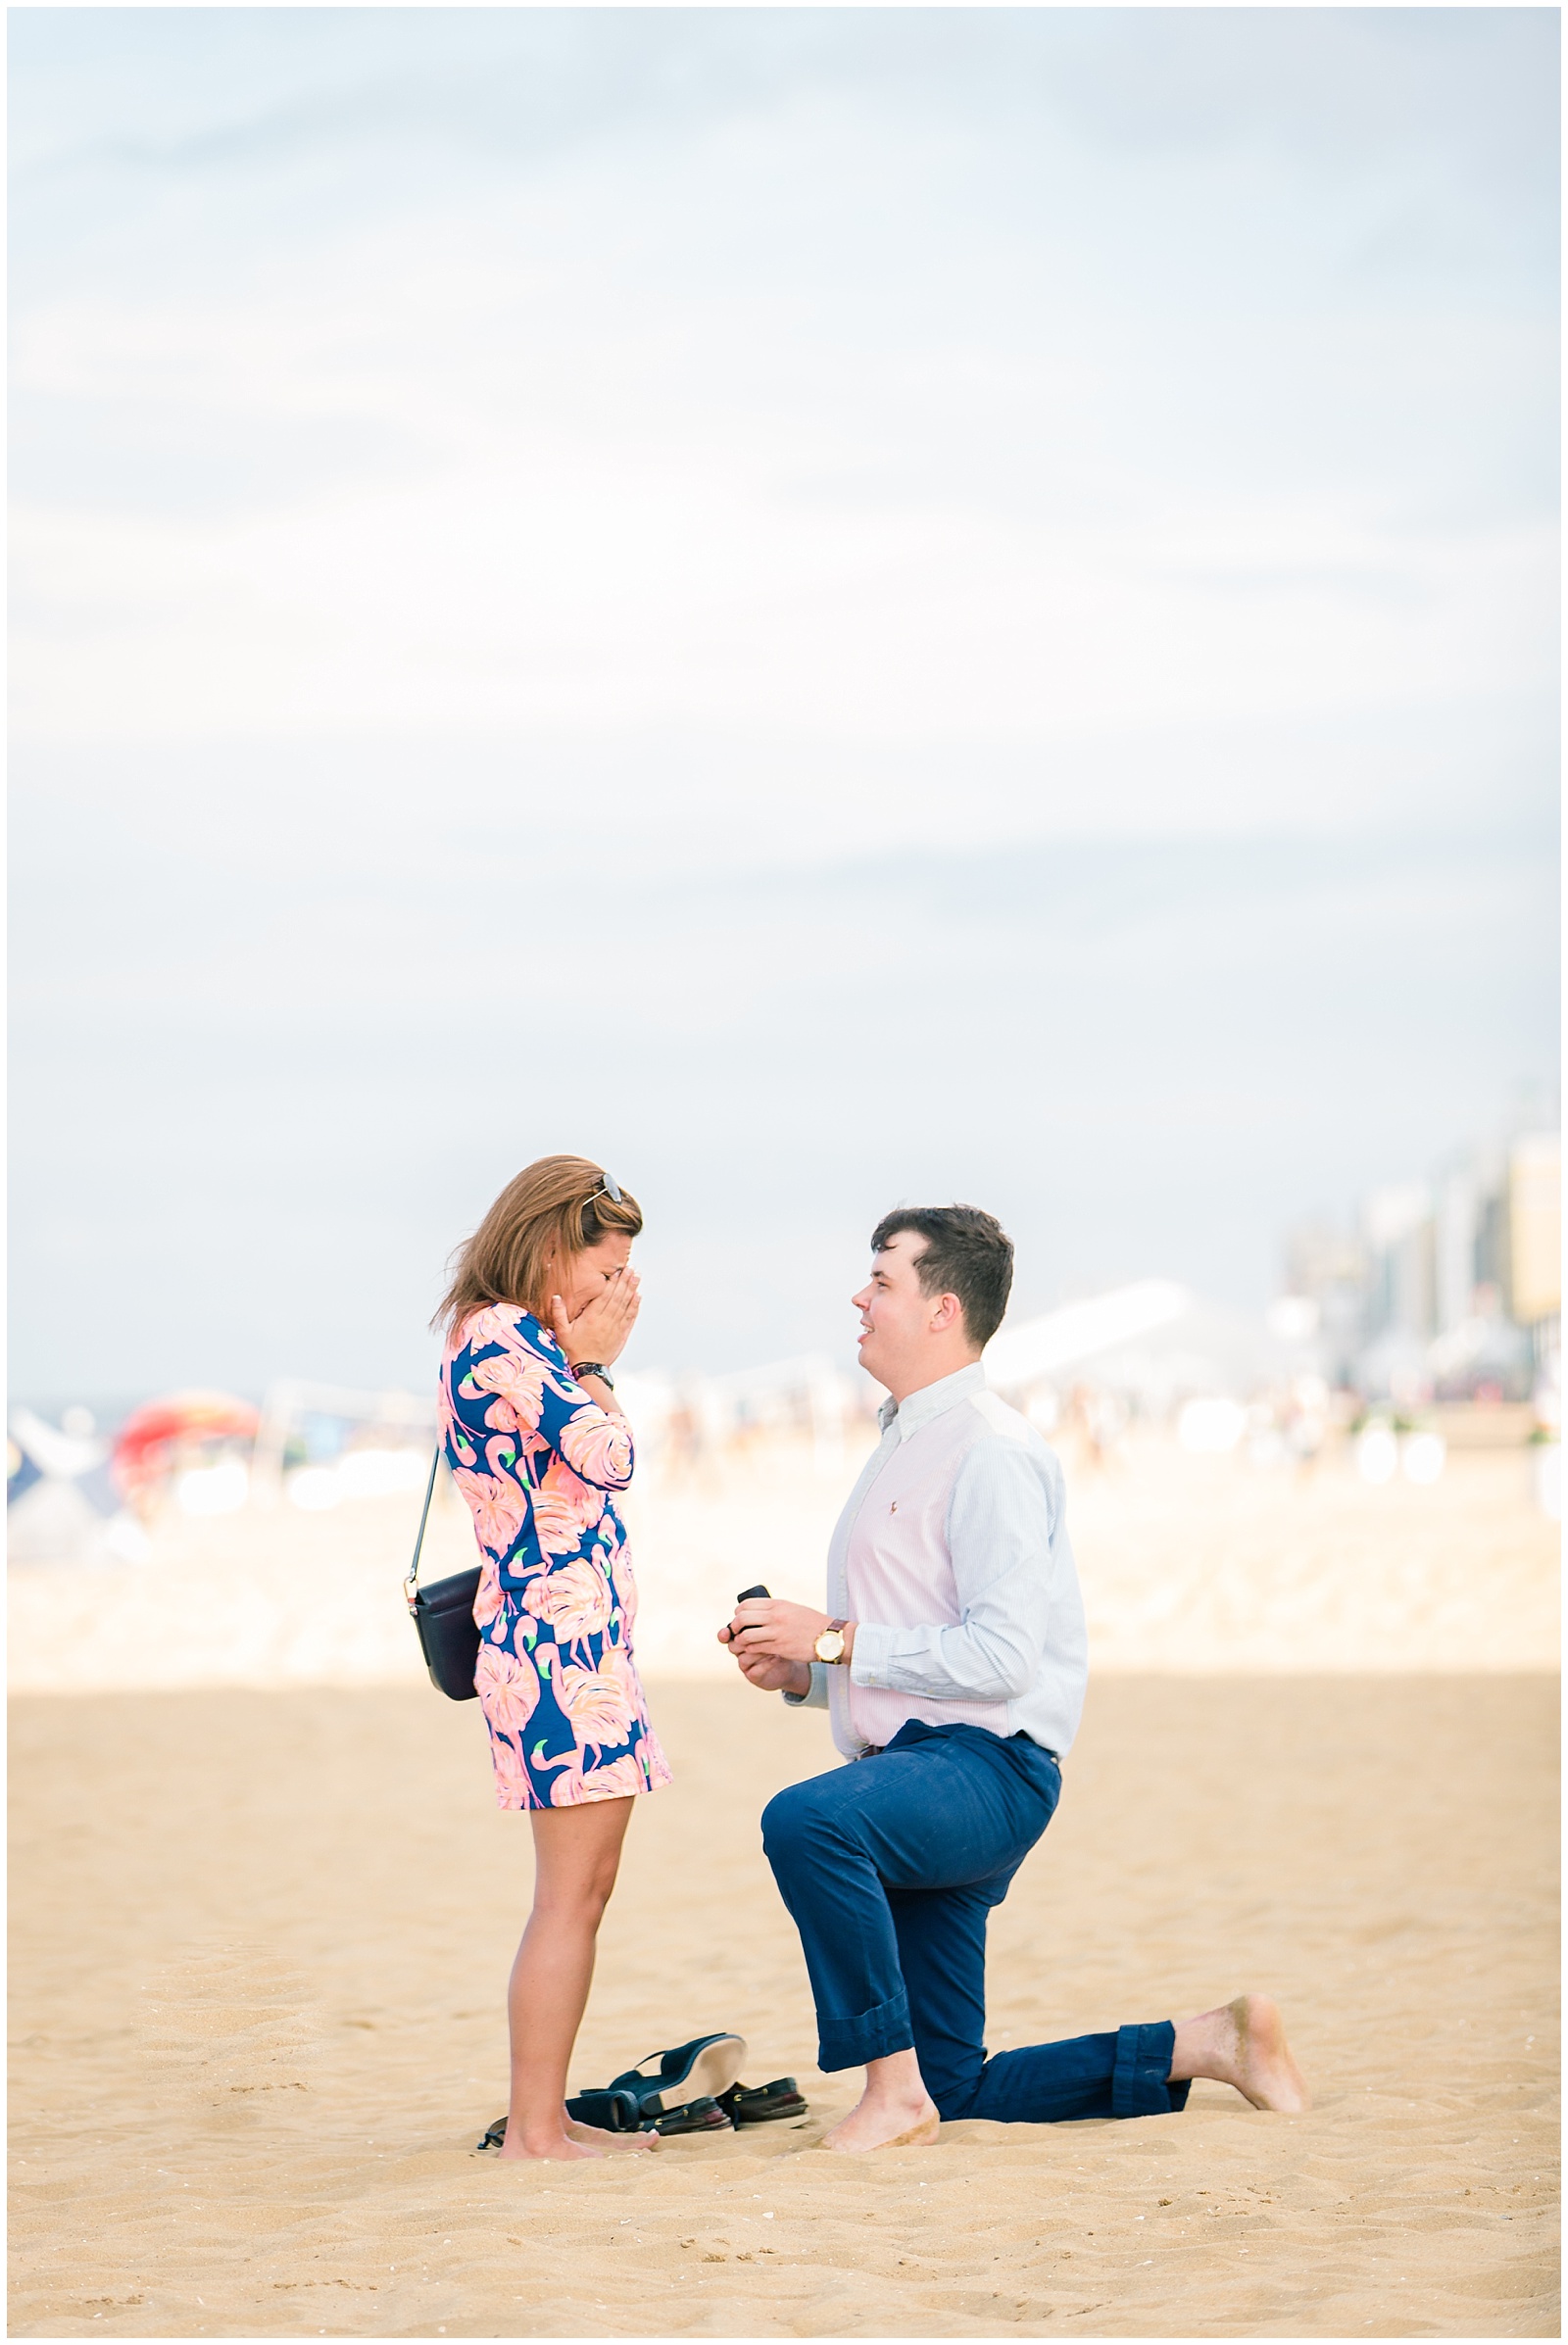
[138,1947,324,2110]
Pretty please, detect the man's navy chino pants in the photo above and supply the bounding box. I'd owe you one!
[761,1718,1190,2124]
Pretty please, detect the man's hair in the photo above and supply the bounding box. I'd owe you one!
[869,1203,1014,1347]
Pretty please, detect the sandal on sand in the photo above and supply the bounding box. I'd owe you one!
[607,2033,747,2121]
[718,2078,809,2125]
[476,2037,750,2151]
[564,2087,645,2133]
[645,2094,732,2137]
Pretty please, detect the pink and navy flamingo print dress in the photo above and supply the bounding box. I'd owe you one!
[439,1303,671,1810]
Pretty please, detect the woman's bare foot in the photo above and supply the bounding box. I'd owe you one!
[498,2124,605,2162]
[564,2115,661,2153]
[818,2049,941,2152]
[1169,1993,1311,2113]
[492,2107,663,2159]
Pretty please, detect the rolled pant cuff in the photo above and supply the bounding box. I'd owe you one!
[817,1990,913,2074]
[1110,2022,1190,2118]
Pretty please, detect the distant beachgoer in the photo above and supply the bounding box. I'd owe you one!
[436,1155,669,2162]
[722,1204,1309,2151]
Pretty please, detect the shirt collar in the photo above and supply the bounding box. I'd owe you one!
[877,1359,987,1441]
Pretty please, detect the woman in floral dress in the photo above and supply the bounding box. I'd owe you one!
[436,1154,670,2162]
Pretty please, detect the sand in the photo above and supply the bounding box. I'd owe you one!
[9,1671,1558,2338]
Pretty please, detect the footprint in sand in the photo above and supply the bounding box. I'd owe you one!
[138,1945,324,2114]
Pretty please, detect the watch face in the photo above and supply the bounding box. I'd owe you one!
[814,1629,846,1663]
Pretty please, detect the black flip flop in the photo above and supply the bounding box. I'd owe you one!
[564,2087,645,2133]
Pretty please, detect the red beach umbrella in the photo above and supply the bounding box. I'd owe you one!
[112,1392,261,1504]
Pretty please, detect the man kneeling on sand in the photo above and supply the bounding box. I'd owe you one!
[719,1204,1309,2153]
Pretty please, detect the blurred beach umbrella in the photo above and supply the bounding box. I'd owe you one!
[983,1283,1296,1417]
[9,1405,105,1486]
[9,1404,148,1565]
[7,1437,44,1509]
[111,1392,260,1506]
[983,1283,1189,1391]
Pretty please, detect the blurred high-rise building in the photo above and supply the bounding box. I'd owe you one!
[1281,1124,1559,1398]
[1507,1134,1562,1347]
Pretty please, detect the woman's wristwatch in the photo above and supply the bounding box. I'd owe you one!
[813,1619,850,1664]
[570,1361,614,1390]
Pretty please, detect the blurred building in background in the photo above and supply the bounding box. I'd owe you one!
[1281,1126,1560,1406]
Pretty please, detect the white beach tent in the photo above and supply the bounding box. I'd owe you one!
[983,1281,1295,1417]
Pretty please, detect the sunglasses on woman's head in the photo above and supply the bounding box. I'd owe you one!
[583,1174,623,1210]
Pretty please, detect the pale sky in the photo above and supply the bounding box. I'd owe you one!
[10,8,1559,1400]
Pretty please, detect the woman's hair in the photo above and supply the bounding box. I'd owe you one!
[434,1155,643,1338]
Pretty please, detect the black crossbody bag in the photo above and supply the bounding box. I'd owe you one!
[404,1447,487,1701]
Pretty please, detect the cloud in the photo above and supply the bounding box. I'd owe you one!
[10,167,1555,765]
[8,12,1557,1393]
[14,20,1557,758]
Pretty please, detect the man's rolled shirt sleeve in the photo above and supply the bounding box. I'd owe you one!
[849,1439,1055,1703]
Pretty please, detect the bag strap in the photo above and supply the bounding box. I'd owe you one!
[403,1426,539,1611]
[403,1447,442,1615]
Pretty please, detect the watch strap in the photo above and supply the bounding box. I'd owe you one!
[570,1361,614,1390]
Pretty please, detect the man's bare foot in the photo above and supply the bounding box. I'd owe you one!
[820,2110,940,2152]
[1169,1993,1311,2113]
[819,2091,940,2153]
[824,2101,937,2147]
[817,2047,941,2152]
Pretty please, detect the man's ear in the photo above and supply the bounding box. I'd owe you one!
[930,1291,964,1333]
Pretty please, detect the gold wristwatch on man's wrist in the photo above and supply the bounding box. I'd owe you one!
[813,1619,850,1665]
